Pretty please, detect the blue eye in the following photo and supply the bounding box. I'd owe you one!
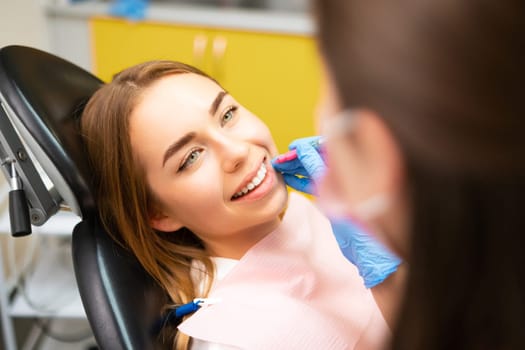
[179,148,202,171]
[221,106,237,126]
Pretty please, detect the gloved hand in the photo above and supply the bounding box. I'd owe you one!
[330,218,401,288]
[272,136,401,288]
[110,0,149,21]
[271,136,325,195]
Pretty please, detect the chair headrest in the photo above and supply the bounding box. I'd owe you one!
[0,45,103,218]
[0,46,170,348]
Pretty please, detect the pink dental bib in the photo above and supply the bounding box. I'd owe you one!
[178,192,389,349]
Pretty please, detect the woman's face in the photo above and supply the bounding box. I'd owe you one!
[129,73,288,258]
[316,63,409,258]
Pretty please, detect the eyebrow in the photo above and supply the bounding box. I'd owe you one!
[162,132,196,167]
[209,91,228,116]
[162,91,228,167]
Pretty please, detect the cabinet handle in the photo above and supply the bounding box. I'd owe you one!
[192,34,208,70]
[211,36,227,82]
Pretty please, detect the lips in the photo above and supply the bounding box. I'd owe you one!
[231,160,268,200]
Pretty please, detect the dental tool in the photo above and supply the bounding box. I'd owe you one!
[274,137,325,164]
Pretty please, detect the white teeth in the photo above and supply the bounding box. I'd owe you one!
[233,163,268,199]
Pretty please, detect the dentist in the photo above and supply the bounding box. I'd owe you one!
[274,0,525,349]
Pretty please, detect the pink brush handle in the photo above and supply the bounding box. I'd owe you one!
[274,138,325,164]
[274,149,298,164]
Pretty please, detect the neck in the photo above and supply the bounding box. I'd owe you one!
[203,218,282,260]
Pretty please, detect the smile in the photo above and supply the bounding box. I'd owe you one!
[232,163,268,199]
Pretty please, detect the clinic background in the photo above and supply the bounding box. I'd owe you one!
[0,0,321,153]
[0,1,319,349]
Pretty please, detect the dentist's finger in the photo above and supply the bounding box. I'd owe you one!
[282,174,315,195]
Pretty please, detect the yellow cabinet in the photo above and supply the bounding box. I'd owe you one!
[90,17,321,152]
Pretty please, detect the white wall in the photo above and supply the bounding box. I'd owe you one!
[0,0,50,50]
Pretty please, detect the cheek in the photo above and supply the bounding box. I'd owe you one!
[166,171,224,220]
[238,115,278,156]
[147,161,222,213]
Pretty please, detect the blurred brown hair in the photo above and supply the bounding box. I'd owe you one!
[315,0,525,348]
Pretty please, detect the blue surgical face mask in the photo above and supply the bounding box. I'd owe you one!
[317,178,391,227]
[317,108,391,229]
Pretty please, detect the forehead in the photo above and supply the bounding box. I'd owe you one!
[129,73,222,164]
[135,73,220,114]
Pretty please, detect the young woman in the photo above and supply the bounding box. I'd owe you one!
[80,60,396,349]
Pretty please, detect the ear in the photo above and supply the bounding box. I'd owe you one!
[353,110,410,257]
[149,208,184,233]
[353,109,404,199]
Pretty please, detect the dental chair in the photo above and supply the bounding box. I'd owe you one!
[0,45,169,349]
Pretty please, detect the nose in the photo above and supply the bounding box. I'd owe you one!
[216,134,250,173]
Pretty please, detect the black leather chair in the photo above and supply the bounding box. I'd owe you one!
[0,45,168,349]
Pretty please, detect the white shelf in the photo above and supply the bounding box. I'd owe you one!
[37,318,96,350]
[45,0,315,36]
[9,292,86,319]
[0,185,88,349]
[2,210,86,319]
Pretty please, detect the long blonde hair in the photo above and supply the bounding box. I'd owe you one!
[81,61,216,349]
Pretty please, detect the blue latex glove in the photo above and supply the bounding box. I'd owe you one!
[110,0,149,21]
[272,136,401,288]
[330,218,401,288]
[271,136,325,194]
